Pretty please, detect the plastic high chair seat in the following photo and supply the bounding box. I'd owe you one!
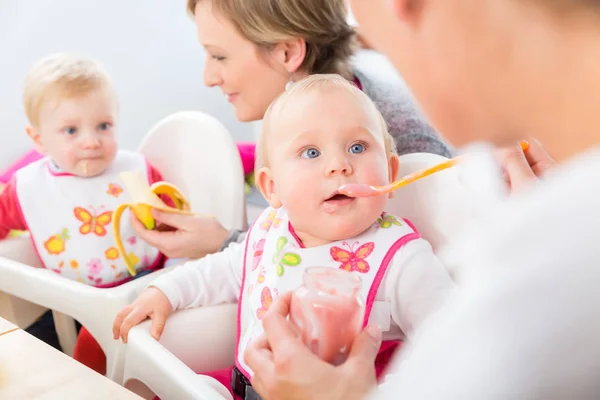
[123,305,237,399]
[0,111,246,383]
[120,152,473,399]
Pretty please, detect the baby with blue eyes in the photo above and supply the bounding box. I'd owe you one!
[0,53,167,287]
[0,52,172,375]
[114,74,454,389]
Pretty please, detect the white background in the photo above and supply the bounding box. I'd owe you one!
[0,0,253,167]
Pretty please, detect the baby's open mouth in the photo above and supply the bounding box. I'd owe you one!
[326,193,352,201]
[322,191,355,213]
[324,191,356,204]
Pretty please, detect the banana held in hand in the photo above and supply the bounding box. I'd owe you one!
[114,170,193,276]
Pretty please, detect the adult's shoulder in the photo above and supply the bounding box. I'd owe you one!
[443,146,600,281]
[352,50,454,157]
[378,147,600,400]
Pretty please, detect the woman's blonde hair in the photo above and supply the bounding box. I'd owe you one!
[256,74,397,169]
[187,0,356,79]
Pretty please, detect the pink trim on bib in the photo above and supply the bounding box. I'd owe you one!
[235,222,257,377]
[403,218,420,235]
[288,221,305,248]
[362,231,420,328]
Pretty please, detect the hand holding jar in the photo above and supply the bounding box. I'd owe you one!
[290,267,364,365]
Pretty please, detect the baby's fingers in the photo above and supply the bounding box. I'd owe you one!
[113,305,133,340]
[119,307,152,343]
[150,311,169,341]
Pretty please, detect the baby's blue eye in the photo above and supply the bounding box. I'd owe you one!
[349,143,365,154]
[99,122,111,131]
[301,148,321,159]
[64,127,77,135]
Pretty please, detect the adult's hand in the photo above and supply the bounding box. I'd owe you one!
[498,139,557,193]
[130,209,229,259]
[244,292,382,400]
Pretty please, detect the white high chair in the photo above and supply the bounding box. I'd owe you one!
[120,152,472,400]
[0,110,246,383]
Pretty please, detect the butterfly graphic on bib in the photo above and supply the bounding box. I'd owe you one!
[74,206,113,236]
[377,214,402,229]
[256,264,266,284]
[256,286,274,319]
[272,236,301,276]
[252,239,266,271]
[260,210,282,231]
[330,241,375,273]
[107,183,123,198]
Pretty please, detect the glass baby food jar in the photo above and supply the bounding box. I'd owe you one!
[290,266,364,365]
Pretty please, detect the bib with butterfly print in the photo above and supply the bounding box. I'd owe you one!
[235,206,420,377]
[15,150,161,287]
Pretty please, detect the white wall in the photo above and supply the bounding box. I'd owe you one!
[0,1,252,167]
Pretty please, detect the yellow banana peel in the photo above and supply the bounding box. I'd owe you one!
[114,170,193,277]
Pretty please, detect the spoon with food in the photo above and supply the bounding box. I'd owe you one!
[338,141,530,198]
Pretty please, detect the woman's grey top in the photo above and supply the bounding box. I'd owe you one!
[219,50,453,251]
[352,50,453,157]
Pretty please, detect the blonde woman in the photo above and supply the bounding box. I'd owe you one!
[131,0,452,259]
[247,0,600,399]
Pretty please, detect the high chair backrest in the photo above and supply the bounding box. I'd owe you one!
[387,153,470,252]
[138,111,247,231]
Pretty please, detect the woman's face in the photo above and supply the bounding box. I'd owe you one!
[350,0,535,148]
[195,1,289,122]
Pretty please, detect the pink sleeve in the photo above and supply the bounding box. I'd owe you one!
[146,161,164,185]
[145,160,175,208]
[0,179,28,239]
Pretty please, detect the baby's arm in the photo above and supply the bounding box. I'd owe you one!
[113,239,244,342]
[150,239,244,310]
[384,238,454,337]
[0,179,28,239]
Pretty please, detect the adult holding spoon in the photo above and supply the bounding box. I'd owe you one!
[246,0,600,399]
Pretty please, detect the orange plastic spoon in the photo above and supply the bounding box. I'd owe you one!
[338,140,529,198]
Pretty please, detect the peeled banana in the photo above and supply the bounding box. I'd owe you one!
[113,170,193,277]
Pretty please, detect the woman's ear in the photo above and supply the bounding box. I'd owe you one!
[272,37,306,74]
[256,167,283,208]
[387,154,400,199]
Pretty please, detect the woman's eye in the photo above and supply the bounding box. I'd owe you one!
[212,55,226,61]
[349,143,365,154]
[301,148,321,159]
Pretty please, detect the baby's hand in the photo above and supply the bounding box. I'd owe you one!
[112,287,173,343]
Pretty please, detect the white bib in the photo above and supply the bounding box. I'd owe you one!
[235,207,420,377]
[15,150,161,287]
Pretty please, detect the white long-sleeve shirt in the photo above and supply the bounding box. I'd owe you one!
[373,147,600,399]
[151,235,453,340]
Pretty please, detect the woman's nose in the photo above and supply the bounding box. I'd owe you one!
[203,62,223,88]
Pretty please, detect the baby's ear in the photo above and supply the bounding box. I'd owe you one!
[26,125,45,154]
[256,167,282,208]
[388,154,400,199]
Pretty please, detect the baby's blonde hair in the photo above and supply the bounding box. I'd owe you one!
[256,74,397,170]
[23,53,115,127]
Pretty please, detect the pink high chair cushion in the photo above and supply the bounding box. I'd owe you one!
[0,149,44,184]
[236,142,255,176]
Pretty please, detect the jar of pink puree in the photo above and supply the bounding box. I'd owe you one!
[290,267,364,365]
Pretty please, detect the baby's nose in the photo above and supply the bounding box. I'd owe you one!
[326,157,353,176]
